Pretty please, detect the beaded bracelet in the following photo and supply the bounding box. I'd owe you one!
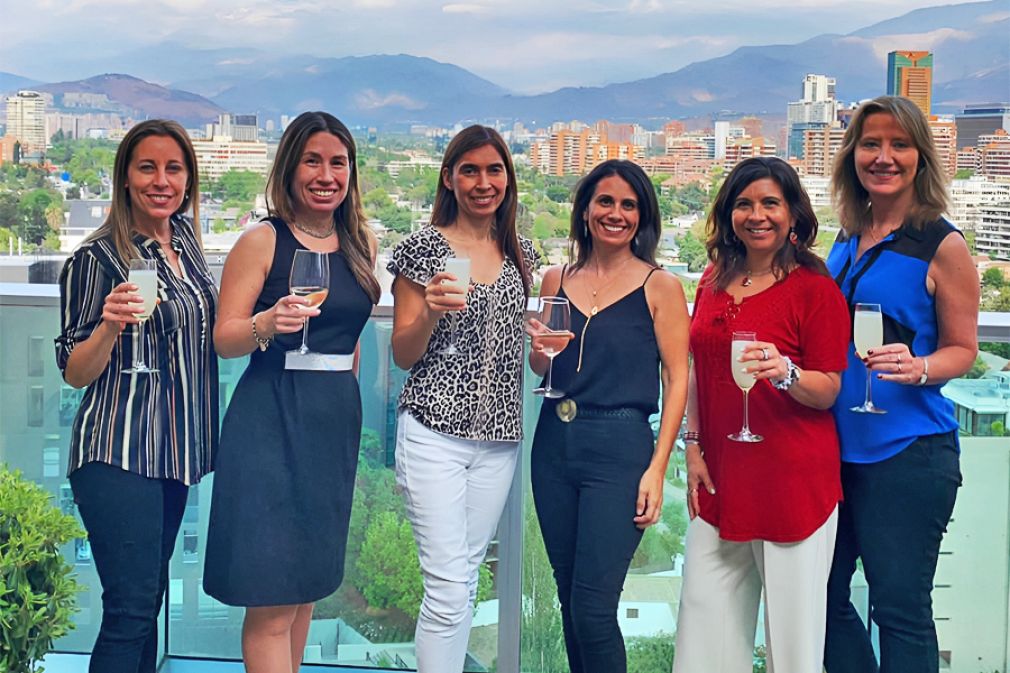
[684,430,701,443]
[251,313,271,352]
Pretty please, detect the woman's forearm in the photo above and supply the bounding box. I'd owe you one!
[63,320,120,388]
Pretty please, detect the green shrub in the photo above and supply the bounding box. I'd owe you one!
[0,466,86,672]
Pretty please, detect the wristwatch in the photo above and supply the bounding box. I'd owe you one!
[773,355,801,391]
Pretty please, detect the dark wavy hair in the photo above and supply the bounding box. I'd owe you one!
[704,156,826,290]
[266,111,379,303]
[568,159,660,271]
[430,125,529,298]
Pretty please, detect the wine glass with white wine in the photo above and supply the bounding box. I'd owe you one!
[850,303,887,414]
[728,330,762,442]
[289,249,330,356]
[440,256,471,356]
[532,296,572,398]
[122,258,159,374]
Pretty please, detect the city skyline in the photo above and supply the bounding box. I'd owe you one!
[2,0,995,94]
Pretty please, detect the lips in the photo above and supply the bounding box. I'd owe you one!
[309,188,336,197]
[144,193,175,205]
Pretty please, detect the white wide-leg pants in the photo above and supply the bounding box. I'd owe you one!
[672,507,838,673]
[395,410,520,673]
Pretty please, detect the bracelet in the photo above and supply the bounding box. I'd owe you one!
[251,313,271,352]
[917,356,929,385]
[684,430,700,442]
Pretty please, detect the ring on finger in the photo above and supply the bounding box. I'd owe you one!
[897,362,902,373]
[689,488,698,495]
[761,347,770,361]
[897,353,902,364]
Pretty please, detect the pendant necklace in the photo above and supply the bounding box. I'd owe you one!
[576,256,635,372]
[741,267,775,287]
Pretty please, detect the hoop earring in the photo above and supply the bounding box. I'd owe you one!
[789,227,798,245]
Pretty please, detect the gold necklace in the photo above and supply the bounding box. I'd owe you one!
[576,256,635,372]
[293,220,335,239]
[741,267,775,287]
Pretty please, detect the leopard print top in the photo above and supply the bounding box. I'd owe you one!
[388,225,540,441]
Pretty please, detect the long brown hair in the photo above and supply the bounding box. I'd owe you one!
[705,157,826,290]
[832,95,950,236]
[568,159,660,271]
[266,111,380,303]
[431,125,530,298]
[85,119,201,264]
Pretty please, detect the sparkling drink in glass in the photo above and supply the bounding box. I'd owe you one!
[289,249,330,356]
[851,303,887,414]
[440,256,471,355]
[122,258,159,374]
[728,330,762,442]
[533,296,572,398]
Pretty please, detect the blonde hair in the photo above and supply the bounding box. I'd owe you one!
[831,95,949,236]
[86,120,201,263]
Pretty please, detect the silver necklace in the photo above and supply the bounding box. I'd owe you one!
[293,220,335,239]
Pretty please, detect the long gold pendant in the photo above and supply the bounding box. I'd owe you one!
[575,307,597,373]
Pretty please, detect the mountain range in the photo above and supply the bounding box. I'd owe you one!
[1,0,1006,127]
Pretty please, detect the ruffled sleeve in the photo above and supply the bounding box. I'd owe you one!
[387,228,441,287]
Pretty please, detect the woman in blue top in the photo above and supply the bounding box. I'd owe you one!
[823,95,978,673]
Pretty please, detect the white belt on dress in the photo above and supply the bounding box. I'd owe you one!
[284,352,355,371]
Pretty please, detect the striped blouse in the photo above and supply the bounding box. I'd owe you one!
[55,215,219,485]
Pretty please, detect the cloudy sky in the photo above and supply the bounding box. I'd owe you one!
[1,0,987,93]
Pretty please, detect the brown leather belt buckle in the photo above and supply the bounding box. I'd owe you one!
[555,399,577,423]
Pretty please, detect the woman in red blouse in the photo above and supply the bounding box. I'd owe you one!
[672,157,849,673]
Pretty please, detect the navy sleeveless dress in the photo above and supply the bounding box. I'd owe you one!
[204,220,372,606]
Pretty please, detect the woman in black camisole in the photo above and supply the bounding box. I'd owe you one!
[528,160,691,673]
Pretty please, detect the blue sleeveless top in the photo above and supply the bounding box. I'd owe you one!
[826,218,961,464]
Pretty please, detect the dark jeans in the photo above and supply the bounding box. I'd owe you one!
[531,411,654,673]
[824,432,961,673]
[70,462,188,673]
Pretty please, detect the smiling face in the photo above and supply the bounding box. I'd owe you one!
[291,131,350,224]
[443,143,508,225]
[126,135,188,230]
[584,174,640,251]
[730,177,793,262]
[854,112,920,206]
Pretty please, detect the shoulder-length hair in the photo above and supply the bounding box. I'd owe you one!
[705,156,826,290]
[431,125,529,298]
[266,111,380,304]
[568,159,660,271]
[831,95,949,236]
[86,119,200,264]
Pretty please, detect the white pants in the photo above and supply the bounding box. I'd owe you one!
[672,507,838,673]
[395,410,520,673]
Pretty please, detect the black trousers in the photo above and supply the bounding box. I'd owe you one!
[70,462,188,673]
[824,432,961,673]
[531,411,654,673]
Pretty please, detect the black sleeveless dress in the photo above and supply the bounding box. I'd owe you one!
[204,220,372,606]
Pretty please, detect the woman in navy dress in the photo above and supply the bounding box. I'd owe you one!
[204,111,379,673]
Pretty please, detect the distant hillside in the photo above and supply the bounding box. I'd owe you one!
[208,54,507,127]
[36,74,223,126]
[0,72,42,95]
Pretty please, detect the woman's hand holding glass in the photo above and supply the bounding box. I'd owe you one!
[863,343,926,386]
[102,281,149,332]
[737,340,789,383]
[424,271,468,315]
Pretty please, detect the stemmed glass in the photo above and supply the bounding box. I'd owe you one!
[440,256,471,356]
[851,303,887,414]
[122,258,159,374]
[533,296,572,398]
[728,330,762,442]
[289,249,330,356]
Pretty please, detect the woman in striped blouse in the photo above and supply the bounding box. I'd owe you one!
[55,119,218,673]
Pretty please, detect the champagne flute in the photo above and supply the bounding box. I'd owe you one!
[440,255,471,356]
[122,258,159,374]
[728,330,762,442]
[289,249,330,356]
[851,303,887,414]
[533,296,572,398]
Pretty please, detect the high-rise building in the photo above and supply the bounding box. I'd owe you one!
[949,177,1010,232]
[802,125,846,177]
[786,74,837,160]
[887,51,933,115]
[529,124,645,176]
[206,114,259,142]
[957,104,1010,149]
[190,135,270,181]
[5,90,47,157]
[929,117,958,178]
[978,130,1010,178]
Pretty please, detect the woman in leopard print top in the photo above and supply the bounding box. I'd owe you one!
[387,125,537,673]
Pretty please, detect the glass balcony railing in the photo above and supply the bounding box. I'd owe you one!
[1,283,1008,673]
